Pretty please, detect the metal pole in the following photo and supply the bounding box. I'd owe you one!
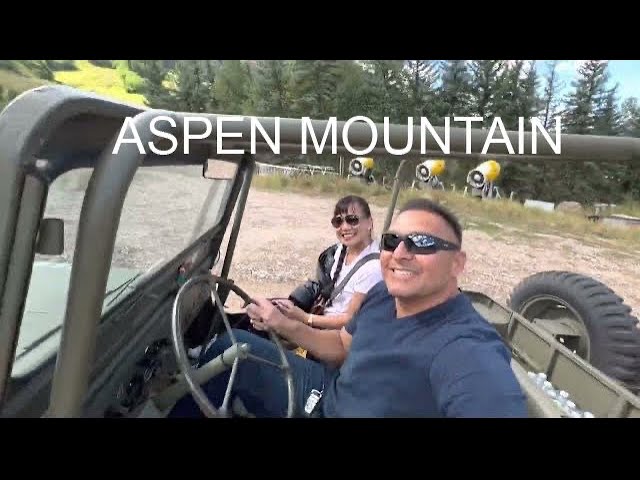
[0,175,46,406]
[220,155,255,281]
[383,159,408,233]
[46,110,195,417]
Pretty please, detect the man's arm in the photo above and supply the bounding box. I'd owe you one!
[278,321,352,367]
[428,337,529,418]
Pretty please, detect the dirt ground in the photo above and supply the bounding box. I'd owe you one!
[43,167,640,315]
[219,189,640,315]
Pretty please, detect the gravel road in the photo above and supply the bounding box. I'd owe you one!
[42,167,640,315]
[224,190,640,315]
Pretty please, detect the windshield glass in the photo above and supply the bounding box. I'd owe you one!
[14,159,238,377]
[38,162,237,269]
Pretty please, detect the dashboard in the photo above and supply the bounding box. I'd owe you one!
[105,338,179,417]
[100,295,221,418]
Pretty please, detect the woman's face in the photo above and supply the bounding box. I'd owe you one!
[331,202,372,249]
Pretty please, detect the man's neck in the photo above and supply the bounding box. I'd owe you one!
[395,284,460,319]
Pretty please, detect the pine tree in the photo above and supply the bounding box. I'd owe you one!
[437,60,473,119]
[593,84,623,136]
[287,60,342,119]
[358,60,411,123]
[212,60,252,115]
[621,97,640,137]
[541,60,564,129]
[493,60,525,129]
[172,60,216,113]
[334,61,378,120]
[494,61,543,198]
[246,60,292,117]
[405,60,439,118]
[562,60,610,134]
[612,97,640,198]
[468,60,505,125]
[552,61,615,203]
[519,61,542,125]
[132,60,173,109]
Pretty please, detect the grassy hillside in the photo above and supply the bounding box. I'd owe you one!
[0,69,52,93]
[0,60,54,95]
[0,60,147,106]
[0,60,54,80]
[53,61,146,105]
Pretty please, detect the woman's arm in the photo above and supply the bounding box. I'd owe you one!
[278,253,382,329]
[276,293,367,329]
[248,298,352,368]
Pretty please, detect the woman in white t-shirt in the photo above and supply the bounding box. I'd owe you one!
[274,195,383,330]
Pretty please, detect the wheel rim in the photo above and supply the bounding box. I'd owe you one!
[519,294,591,360]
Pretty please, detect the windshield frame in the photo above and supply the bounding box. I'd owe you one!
[0,86,254,414]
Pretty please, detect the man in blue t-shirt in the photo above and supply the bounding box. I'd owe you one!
[168,198,528,418]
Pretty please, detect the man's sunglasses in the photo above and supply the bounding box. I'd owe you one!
[331,214,360,228]
[381,232,460,255]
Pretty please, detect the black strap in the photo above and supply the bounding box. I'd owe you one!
[327,252,380,304]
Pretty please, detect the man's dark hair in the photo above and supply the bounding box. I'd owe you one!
[398,198,463,244]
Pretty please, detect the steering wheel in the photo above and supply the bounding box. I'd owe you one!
[170,272,295,417]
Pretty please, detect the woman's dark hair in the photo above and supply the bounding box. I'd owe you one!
[334,195,371,218]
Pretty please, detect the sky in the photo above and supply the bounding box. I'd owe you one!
[543,60,640,101]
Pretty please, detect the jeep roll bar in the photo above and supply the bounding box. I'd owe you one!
[0,85,238,414]
[1,85,640,417]
[0,86,139,407]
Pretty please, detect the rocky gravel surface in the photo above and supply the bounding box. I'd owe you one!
[41,168,640,315]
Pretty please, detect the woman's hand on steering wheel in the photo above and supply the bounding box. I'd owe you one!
[247,297,290,333]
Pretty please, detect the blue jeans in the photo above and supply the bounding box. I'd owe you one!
[168,329,331,417]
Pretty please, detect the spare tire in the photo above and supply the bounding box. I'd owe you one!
[508,271,640,394]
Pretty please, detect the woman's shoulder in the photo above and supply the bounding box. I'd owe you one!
[317,243,342,274]
[318,242,341,259]
[351,245,383,288]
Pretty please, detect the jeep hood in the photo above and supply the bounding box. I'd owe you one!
[11,261,141,378]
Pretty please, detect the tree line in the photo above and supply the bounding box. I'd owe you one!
[123,59,637,206]
[5,60,640,206]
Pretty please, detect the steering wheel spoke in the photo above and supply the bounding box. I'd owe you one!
[170,272,295,418]
[219,355,241,416]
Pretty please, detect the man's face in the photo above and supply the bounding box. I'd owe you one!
[381,209,466,303]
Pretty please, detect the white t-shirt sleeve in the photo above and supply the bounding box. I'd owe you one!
[351,260,383,294]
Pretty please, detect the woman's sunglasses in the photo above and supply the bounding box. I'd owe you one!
[381,232,460,255]
[331,214,360,228]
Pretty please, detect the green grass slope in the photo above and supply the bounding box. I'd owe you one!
[0,69,52,93]
[0,60,147,106]
[0,60,54,94]
[54,60,146,105]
